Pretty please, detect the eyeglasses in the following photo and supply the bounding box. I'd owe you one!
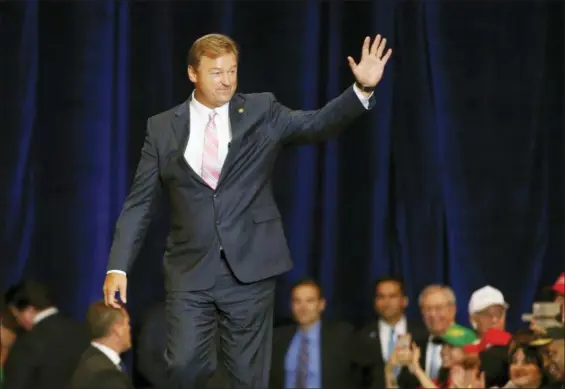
[421,303,453,314]
[476,307,506,319]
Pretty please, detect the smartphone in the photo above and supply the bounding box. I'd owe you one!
[397,333,412,348]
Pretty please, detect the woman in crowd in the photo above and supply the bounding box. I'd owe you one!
[398,324,479,388]
[501,343,549,388]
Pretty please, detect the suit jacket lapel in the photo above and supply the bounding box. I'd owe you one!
[171,98,189,152]
[272,325,297,387]
[171,93,246,189]
[371,320,385,363]
[217,93,246,187]
[90,346,122,372]
[171,97,208,187]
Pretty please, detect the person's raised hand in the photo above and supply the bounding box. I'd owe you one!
[103,273,127,308]
[347,34,392,88]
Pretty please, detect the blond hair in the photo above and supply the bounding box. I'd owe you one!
[418,284,456,306]
[187,33,239,69]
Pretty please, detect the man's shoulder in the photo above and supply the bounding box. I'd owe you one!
[406,320,429,340]
[236,91,275,114]
[148,92,276,123]
[148,104,184,125]
[76,346,116,371]
[273,323,296,337]
[323,320,355,335]
[238,91,275,101]
[39,313,89,338]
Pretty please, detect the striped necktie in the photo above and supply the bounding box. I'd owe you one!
[386,326,396,360]
[295,334,309,388]
[201,111,221,189]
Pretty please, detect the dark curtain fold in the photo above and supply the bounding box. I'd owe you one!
[1,0,563,330]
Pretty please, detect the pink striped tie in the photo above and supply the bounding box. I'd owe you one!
[201,111,221,189]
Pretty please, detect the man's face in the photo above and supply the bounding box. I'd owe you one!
[375,281,408,322]
[291,285,325,327]
[471,304,506,335]
[420,291,456,335]
[440,344,464,368]
[542,339,564,382]
[9,306,35,331]
[188,53,238,108]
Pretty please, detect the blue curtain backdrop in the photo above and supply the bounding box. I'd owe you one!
[1,0,564,331]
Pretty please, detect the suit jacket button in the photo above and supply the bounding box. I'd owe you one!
[216,220,220,225]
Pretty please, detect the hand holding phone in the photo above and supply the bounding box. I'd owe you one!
[396,333,413,365]
[397,333,412,348]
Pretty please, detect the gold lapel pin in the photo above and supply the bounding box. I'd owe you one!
[238,108,244,113]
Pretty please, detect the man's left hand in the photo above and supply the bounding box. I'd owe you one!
[348,34,392,88]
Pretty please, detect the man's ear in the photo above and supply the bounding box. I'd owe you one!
[110,321,121,338]
[188,66,197,83]
[319,298,327,312]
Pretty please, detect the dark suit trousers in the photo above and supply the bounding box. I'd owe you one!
[165,255,275,389]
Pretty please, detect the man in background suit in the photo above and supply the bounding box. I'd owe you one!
[70,301,133,389]
[103,33,392,388]
[270,279,355,388]
[3,280,90,389]
[396,285,457,388]
[355,276,425,388]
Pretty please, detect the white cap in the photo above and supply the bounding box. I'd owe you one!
[468,285,509,314]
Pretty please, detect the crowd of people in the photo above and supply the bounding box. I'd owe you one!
[0,273,563,389]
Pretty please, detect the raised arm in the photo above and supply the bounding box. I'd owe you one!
[103,118,162,307]
[268,34,391,144]
[268,84,373,144]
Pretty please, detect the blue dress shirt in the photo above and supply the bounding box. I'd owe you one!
[284,321,321,388]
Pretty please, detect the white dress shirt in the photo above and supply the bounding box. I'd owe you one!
[378,316,407,360]
[91,341,123,370]
[33,307,58,324]
[185,92,231,174]
[425,336,442,379]
[108,84,372,276]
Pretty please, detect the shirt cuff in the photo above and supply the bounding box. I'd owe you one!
[352,83,373,109]
[107,270,127,275]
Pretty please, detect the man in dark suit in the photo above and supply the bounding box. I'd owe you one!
[102,33,392,388]
[396,285,457,388]
[2,280,90,389]
[355,276,425,388]
[70,301,133,389]
[270,279,355,389]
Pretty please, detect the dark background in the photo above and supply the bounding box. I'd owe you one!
[1,0,563,334]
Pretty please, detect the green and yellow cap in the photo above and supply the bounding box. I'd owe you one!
[436,324,479,348]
